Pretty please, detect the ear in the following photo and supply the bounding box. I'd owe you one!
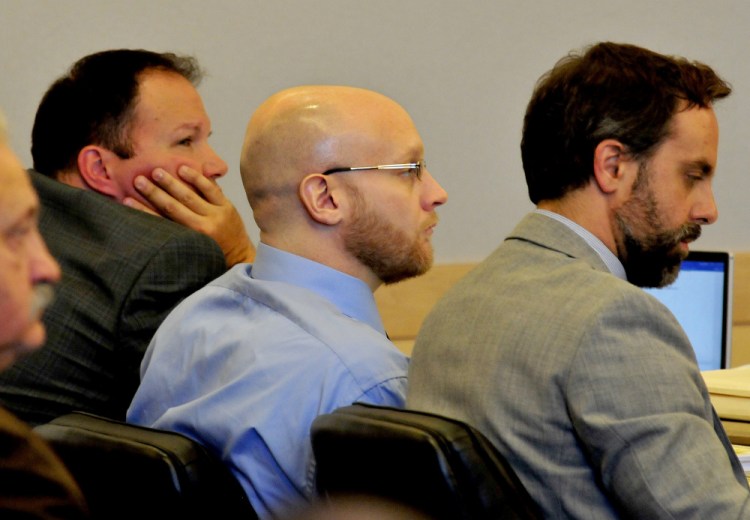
[298,173,344,226]
[76,145,123,198]
[592,139,630,195]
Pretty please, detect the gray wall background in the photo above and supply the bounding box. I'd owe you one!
[2,1,749,263]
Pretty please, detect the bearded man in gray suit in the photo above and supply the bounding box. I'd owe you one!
[408,42,750,518]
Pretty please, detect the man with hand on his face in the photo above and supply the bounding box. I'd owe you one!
[128,85,448,519]
[407,42,750,518]
[0,110,88,518]
[0,49,251,425]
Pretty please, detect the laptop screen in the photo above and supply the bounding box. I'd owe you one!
[643,251,733,370]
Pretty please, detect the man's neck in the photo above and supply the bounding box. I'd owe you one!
[537,185,617,255]
[260,233,384,293]
[55,170,89,190]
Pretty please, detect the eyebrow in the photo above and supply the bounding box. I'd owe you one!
[173,122,206,134]
[4,205,38,234]
[686,159,715,176]
[401,144,424,162]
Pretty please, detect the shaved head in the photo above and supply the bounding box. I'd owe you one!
[240,86,421,230]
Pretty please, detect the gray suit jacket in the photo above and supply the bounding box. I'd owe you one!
[408,212,750,519]
[0,171,227,426]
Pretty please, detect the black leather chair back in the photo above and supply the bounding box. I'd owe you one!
[34,412,256,520]
[311,403,540,520]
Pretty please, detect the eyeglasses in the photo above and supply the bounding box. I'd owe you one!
[322,161,425,180]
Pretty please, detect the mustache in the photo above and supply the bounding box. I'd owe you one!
[677,223,701,244]
[30,283,56,320]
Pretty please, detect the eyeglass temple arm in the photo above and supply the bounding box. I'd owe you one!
[322,163,418,175]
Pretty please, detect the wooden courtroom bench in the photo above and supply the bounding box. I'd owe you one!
[732,252,750,367]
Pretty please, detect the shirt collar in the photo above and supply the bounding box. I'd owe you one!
[534,209,627,281]
[250,242,386,335]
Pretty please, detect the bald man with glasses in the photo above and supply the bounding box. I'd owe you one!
[128,85,448,519]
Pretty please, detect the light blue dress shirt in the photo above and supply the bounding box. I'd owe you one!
[127,243,408,519]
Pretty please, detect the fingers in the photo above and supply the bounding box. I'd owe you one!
[133,169,206,222]
[132,166,256,267]
[175,166,226,205]
[138,166,226,213]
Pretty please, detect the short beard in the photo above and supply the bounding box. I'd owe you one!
[342,185,433,285]
[615,165,701,288]
[617,218,701,287]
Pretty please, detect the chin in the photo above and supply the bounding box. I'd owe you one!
[0,329,42,372]
[0,353,16,373]
[19,322,47,353]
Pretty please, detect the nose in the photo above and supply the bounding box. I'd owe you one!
[30,230,61,285]
[693,184,718,225]
[202,145,228,180]
[421,168,448,209]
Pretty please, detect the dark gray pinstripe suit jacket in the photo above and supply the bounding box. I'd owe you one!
[0,171,227,426]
